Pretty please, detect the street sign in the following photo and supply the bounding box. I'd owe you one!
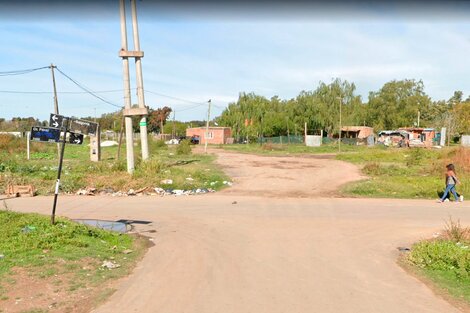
[30,127,61,143]
[68,132,84,145]
[49,113,67,129]
[69,118,98,136]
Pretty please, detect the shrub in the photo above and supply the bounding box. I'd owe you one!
[154,139,168,149]
[444,217,470,243]
[176,139,192,155]
[363,162,381,175]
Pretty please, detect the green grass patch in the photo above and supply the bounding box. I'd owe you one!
[405,218,470,305]
[0,208,148,311]
[338,146,470,199]
[221,142,361,155]
[0,209,142,277]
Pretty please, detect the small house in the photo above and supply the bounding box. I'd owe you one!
[340,126,374,139]
[186,127,232,145]
[398,128,436,147]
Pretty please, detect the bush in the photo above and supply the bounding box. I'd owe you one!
[363,162,381,175]
[176,139,192,155]
[154,139,168,149]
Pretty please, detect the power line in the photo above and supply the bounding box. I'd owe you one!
[54,67,122,109]
[0,66,50,76]
[144,89,206,106]
[0,89,134,94]
[174,103,207,112]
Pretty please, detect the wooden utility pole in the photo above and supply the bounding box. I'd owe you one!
[50,63,60,158]
[172,110,176,139]
[204,99,211,153]
[338,97,342,153]
[304,122,307,143]
[119,0,135,173]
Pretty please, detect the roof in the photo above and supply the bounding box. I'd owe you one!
[399,127,435,132]
[378,130,408,136]
[341,126,373,132]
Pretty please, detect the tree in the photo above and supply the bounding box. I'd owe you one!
[366,79,432,130]
[148,106,172,133]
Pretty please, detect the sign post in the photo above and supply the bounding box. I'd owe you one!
[51,123,67,225]
[30,113,95,225]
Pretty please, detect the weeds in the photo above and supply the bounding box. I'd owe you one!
[406,218,470,304]
[443,216,470,243]
[176,140,192,155]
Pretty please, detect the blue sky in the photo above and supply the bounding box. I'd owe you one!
[1,2,470,121]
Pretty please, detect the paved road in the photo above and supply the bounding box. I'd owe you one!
[6,195,470,313]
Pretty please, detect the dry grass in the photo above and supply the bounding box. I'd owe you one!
[443,147,470,174]
[443,216,470,243]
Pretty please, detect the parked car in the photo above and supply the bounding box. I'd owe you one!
[190,135,200,144]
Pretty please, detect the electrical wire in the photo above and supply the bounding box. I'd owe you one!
[0,89,133,94]
[144,89,207,106]
[174,103,207,112]
[0,66,50,76]
[55,67,122,109]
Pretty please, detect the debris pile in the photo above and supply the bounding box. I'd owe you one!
[75,186,219,197]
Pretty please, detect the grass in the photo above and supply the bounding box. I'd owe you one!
[0,208,148,311]
[339,146,470,199]
[220,142,362,155]
[404,218,470,307]
[0,135,229,195]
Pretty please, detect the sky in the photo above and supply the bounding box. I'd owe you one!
[1,1,470,122]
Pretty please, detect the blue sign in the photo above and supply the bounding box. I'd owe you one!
[30,127,61,143]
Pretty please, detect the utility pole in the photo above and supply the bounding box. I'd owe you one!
[119,0,135,174]
[204,99,211,153]
[338,97,342,153]
[130,0,149,160]
[50,63,60,158]
[50,64,59,115]
[172,110,176,139]
[417,110,420,128]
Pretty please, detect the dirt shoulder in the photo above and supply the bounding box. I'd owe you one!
[204,147,365,198]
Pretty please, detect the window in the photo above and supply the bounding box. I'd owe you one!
[205,132,214,139]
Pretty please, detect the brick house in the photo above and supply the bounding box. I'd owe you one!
[340,126,374,139]
[186,127,232,144]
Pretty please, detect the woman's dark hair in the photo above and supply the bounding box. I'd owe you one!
[446,164,456,172]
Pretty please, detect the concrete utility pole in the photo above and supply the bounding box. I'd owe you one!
[50,64,59,115]
[119,0,135,173]
[204,99,212,153]
[130,0,149,160]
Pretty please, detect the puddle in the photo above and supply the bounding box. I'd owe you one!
[73,219,131,233]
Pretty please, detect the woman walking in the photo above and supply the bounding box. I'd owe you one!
[438,164,463,203]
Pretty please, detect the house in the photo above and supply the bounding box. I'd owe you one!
[377,130,408,147]
[398,127,437,147]
[340,126,374,139]
[186,127,232,145]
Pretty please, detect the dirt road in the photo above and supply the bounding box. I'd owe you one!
[5,150,470,313]
[212,149,364,197]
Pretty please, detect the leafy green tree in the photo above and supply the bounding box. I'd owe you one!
[365,79,432,130]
